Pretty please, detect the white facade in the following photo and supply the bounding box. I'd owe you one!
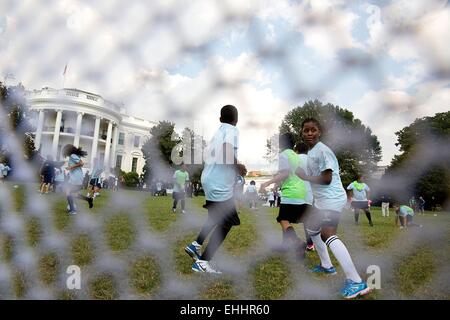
[26,87,155,175]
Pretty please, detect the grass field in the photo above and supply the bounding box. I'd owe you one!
[0,181,449,300]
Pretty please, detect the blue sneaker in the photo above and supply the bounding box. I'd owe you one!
[310,265,337,274]
[341,279,371,299]
[185,242,201,260]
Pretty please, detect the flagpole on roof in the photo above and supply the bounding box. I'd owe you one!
[62,62,68,89]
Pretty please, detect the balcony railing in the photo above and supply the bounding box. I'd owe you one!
[28,89,122,114]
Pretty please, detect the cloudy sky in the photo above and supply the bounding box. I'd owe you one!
[0,0,449,170]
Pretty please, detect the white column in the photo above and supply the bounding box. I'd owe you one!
[110,124,119,169]
[34,109,45,150]
[103,120,113,172]
[91,116,101,165]
[73,112,83,147]
[51,110,62,159]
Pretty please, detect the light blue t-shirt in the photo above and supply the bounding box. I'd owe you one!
[347,182,370,201]
[54,169,65,182]
[91,164,103,179]
[0,164,10,177]
[201,123,239,202]
[306,142,347,211]
[68,154,84,186]
[399,205,414,217]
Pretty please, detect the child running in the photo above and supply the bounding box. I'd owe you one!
[185,105,247,273]
[87,157,103,199]
[62,144,93,214]
[260,133,312,258]
[295,118,371,299]
[172,163,189,214]
[347,174,373,226]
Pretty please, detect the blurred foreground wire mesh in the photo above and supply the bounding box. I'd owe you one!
[0,0,449,299]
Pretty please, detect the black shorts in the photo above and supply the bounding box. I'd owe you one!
[304,208,341,232]
[43,175,53,184]
[351,201,369,210]
[89,178,102,188]
[277,203,311,223]
[173,191,186,201]
[204,198,240,228]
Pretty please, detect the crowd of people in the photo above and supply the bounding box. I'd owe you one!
[2,104,437,300]
[183,106,372,299]
[36,149,127,214]
[37,155,122,196]
[181,105,434,300]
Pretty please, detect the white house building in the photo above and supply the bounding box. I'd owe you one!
[26,87,155,175]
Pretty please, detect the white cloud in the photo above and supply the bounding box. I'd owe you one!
[365,0,449,74]
[126,53,289,168]
[385,62,428,90]
[1,0,447,170]
[257,0,361,58]
[353,81,450,165]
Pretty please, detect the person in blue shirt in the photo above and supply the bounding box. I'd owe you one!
[394,203,423,228]
[295,118,371,299]
[172,163,190,214]
[40,155,54,194]
[87,157,104,199]
[62,144,93,214]
[184,105,247,273]
[0,161,11,183]
[53,166,66,193]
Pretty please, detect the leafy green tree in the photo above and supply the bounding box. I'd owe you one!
[0,82,38,165]
[141,122,207,186]
[178,127,205,184]
[122,171,140,188]
[141,121,180,183]
[268,100,382,187]
[384,112,450,209]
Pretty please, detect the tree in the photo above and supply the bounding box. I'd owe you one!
[0,82,38,167]
[141,121,180,183]
[122,171,140,188]
[268,100,382,187]
[141,122,206,186]
[178,127,205,184]
[383,112,450,209]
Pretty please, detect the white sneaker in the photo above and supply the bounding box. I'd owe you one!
[172,208,176,213]
[182,210,186,214]
[192,260,222,274]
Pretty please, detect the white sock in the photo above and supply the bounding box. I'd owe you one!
[192,241,201,247]
[326,235,362,283]
[311,234,333,269]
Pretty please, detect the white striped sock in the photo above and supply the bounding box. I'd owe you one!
[311,234,333,269]
[326,236,362,283]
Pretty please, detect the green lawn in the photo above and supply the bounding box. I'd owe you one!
[0,182,448,300]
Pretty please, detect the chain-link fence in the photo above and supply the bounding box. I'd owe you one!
[0,0,449,300]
